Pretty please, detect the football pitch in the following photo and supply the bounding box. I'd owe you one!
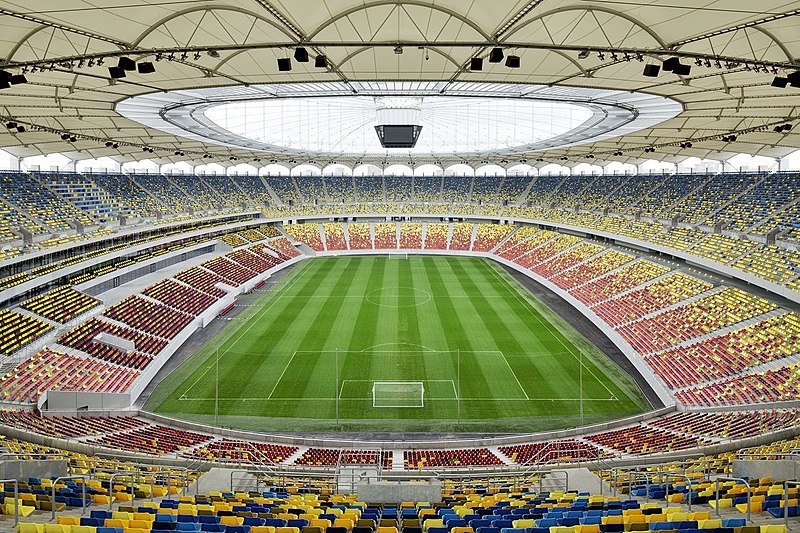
[146,255,650,432]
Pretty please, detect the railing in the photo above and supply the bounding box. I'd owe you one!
[714,476,751,523]
[662,473,693,511]
[784,481,799,530]
[106,470,138,510]
[51,475,87,521]
[0,479,19,527]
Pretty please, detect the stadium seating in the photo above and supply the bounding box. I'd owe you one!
[183,438,298,464]
[0,309,52,357]
[174,267,229,298]
[57,319,155,370]
[585,424,711,455]
[616,287,777,354]
[103,296,193,340]
[499,440,605,465]
[648,409,799,439]
[323,223,347,251]
[264,237,302,260]
[424,224,449,250]
[347,223,373,250]
[688,234,758,265]
[355,176,384,202]
[591,273,712,327]
[644,313,800,388]
[295,448,393,468]
[399,224,423,249]
[448,223,473,251]
[413,176,441,202]
[227,249,277,274]
[201,257,258,285]
[88,424,212,454]
[142,279,218,316]
[532,242,604,279]
[551,250,634,290]
[676,362,800,406]
[373,223,398,249]
[0,348,139,403]
[513,235,581,270]
[0,409,148,438]
[472,224,514,252]
[569,260,671,306]
[404,448,503,469]
[496,227,550,259]
[284,224,324,251]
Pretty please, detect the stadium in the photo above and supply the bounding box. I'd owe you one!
[0,0,799,531]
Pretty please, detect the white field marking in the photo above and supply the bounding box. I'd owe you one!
[484,261,619,401]
[359,342,439,353]
[337,379,455,400]
[178,261,315,399]
[497,351,529,400]
[276,295,509,298]
[177,396,620,401]
[266,350,298,400]
[293,349,504,354]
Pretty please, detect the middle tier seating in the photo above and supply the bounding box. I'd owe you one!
[472,223,515,252]
[0,309,52,357]
[103,296,193,340]
[552,250,634,290]
[448,222,474,251]
[201,257,258,285]
[57,317,157,370]
[142,279,218,316]
[399,223,423,249]
[569,260,670,306]
[20,287,101,323]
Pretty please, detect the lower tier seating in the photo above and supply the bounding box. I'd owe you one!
[142,279,218,316]
[182,438,298,464]
[103,296,193,340]
[585,424,711,455]
[0,409,147,438]
[87,424,213,454]
[404,448,503,469]
[374,223,398,249]
[499,439,606,465]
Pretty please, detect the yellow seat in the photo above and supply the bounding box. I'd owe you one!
[549,527,575,533]
[759,527,787,533]
[70,527,96,533]
[124,529,149,533]
[710,499,732,510]
[737,502,761,513]
[252,528,277,533]
[57,517,80,526]
[513,520,536,529]
[276,528,301,533]
[575,525,600,533]
[698,520,722,529]
[221,516,244,526]
[45,526,71,533]
[18,525,45,533]
[603,516,624,525]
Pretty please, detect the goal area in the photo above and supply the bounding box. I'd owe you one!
[372,381,425,408]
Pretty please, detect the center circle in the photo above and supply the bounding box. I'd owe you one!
[366,287,432,308]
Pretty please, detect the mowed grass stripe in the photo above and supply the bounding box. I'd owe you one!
[147,256,650,432]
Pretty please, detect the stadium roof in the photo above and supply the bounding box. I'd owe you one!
[0,0,797,168]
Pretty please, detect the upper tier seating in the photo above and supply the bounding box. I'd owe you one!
[404,448,503,469]
[264,175,301,204]
[498,174,533,204]
[672,174,758,225]
[591,273,712,327]
[443,176,472,203]
[645,313,800,388]
[374,223,398,249]
[0,309,52,357]
[616,287,777,354]
[235,174,273,205]
[688,233,758,265]
[103,295,193,340]
[347,223,372,250]
[325,176,356,203]
[129,173,193,214]
[0,173,91,232]
[355,176,384,202]
[413,175,441,202]
[200,174,251,207]
[0,348,139,403]
[142,279,218,316]
[569,260,671,305]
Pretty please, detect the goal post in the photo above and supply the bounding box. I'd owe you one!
[372,381,425,408]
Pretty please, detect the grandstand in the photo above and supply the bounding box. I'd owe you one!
[0,2,799,531]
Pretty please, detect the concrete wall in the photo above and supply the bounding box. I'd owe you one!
[733,459,799,481]
[357,480,442,503]
[0,459,68,480]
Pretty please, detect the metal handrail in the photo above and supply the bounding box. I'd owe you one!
[661,473,693,512]
[51,475,87,521]
[715,476,751,523]
[784,481,799,530]
[0,479,19,527]
[539,469,569,493]
[107,470,138,510]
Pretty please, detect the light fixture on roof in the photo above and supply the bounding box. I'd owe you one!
[394,45,404,55]
[505,55,521,68]
[470,57,483,71]
[488,48,504,63]
[643,64,660,77]
[772,76,789,88]
[680,142,693,149]
[207,50,220,58]
[314,55,328,68]
[577,50,590,60]
[137,62,156,74]
[294,47,309,62]
[108,66,126,79]
[5,121,16,129]
[721,134,737,142]
[118,57,136,71]
[277,58,292,72]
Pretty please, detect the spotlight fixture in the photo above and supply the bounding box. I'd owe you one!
[61,133,71,141]
[137,62,156,74]
[560,156,568,161]
[118,56,136,71]
[69,135,77,143]
[587,154,595,158]
[505,55,521,68]
[643,64,660,77]
[774,124,793,132]
[105,141,114,147]
[536,158,544,162]
[207,50,220,58]
[108,66,126,79]
[5,121,16,129]
[772,76,789,88]
[470,57,483,71]
[577,50,590,60]
[314,54,328,68]
[488,48,504,63]
[294,47,309,62]
[9,74,27,85]
[788,71,800,88]
[193,52,202,60]
[277,58,292,72]
[721,135,737,142]
[679,141,693,149]
[644,147,655,153]
[613,151,624,156]
[674,63,691,76]
[393,45,403,55]
[662,57,680,72]
[16,126,24,133]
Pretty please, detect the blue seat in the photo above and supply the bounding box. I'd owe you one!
[535,519,559,528]
[97,529,124,533]
[157,514,178,523]
[176,525,202,532]
[265,519,287,527]
[199,516,221,524]
[200,526,227,533]
[80,518,103,527]
[225,527,250,533]
[476,527,500,533]
[722,520,746,528]
[353,527,375,533]
[768,506,798,518]
[581,518,602,525]
[492,520,513,529]
[151,524,177,531]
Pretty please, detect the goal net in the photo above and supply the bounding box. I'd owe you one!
[372,381,425,408]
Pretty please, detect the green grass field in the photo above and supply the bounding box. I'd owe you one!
[146,256,649,432]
